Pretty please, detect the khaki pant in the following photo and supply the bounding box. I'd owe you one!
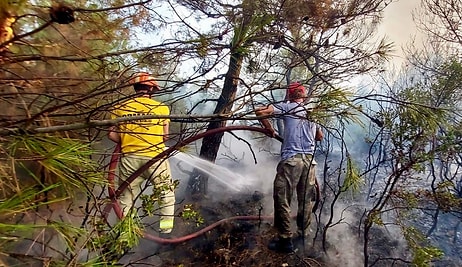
[273,154,316,239]
[119,155,175,233]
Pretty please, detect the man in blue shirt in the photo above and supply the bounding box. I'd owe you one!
[256,82,323,253]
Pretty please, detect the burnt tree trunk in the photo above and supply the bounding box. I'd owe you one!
[200,51,243,160]
[187,47,244,198]
[187,0,257,199]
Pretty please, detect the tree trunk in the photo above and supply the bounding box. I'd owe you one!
[187,0,257,198]
[200,51,243,160]
[187,47,244,198]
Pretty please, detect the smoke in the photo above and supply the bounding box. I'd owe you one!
[322,202,365,267]
[378,1,424,67]
[168,130,373,264]
[201,130,416,266]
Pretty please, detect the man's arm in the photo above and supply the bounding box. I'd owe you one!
[163,122,169,143]
[108,126,121,143]
[255,105,276,137]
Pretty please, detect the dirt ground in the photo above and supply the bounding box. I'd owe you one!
[121,191,328,267]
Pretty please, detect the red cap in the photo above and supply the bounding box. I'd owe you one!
[287,82,306,96]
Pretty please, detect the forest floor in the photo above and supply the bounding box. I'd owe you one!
[121,191,331,267]
[118,190,462,267]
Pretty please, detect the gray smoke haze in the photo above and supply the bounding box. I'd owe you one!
[175,130,373,265]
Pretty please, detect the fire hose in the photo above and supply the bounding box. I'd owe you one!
[103,125,321,244]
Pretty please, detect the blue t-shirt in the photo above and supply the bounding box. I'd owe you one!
[273,102,318,161]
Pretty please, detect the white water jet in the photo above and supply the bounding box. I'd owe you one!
[170,151,259,193]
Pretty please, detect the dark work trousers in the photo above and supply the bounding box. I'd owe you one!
[273,154,316,239]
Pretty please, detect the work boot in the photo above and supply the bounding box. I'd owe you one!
[268,237,294,253]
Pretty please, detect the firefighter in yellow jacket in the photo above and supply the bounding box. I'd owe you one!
[108,72,175,235]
